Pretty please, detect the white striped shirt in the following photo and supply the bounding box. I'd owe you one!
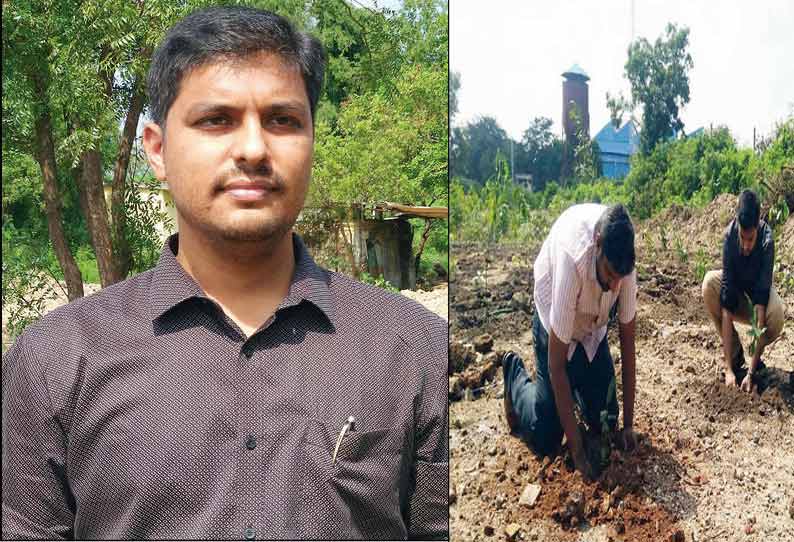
[533,204,637,362]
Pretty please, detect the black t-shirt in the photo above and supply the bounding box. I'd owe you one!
[720,218,774,312]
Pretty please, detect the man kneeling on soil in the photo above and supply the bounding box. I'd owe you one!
[702,189,785,393]
[502,204,638,479]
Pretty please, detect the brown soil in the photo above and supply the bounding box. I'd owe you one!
[450,198,794,542]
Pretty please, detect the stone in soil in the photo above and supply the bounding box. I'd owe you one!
[519,484,542,508]
[504,523,521,540]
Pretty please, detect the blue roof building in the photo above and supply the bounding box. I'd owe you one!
[593,120,640,179]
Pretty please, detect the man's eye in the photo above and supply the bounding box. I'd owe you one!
[199,116,230,127]
[271,115,301,128]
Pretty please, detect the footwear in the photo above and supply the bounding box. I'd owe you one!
[502,352,519,433]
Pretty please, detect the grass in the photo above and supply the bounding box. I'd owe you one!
[74,246,100,284]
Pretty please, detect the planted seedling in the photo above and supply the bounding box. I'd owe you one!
[598,375,618,470]
[659,225,669,251]
[674,237,688,264]
[693,248,708,283]
[745,293,767,357]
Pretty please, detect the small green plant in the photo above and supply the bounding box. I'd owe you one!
[775,261,794,294]
[359,272,399,292]
[599,375,617,469]
[745,293,767,357]
[659,225,669,251]
[641,231,657,262]
[693,248,708,283]
[674,237,688,264]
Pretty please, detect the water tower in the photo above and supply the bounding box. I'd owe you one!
[560,64,590,180]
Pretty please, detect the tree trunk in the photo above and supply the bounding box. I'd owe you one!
[110,85,146,279]
[414,218,435,277]
[31,76,84,301]
[80,147,121,287]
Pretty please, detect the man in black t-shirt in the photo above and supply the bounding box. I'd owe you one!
[702,190,785,393]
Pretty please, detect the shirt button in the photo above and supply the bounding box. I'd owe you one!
[244,527,256,540]
[245,435,257,450]
[243,348,253,359]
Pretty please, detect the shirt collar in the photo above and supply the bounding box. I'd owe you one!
[148,233,335,324]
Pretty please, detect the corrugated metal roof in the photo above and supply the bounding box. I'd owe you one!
[379,202,448,219]
[593,120,639,157]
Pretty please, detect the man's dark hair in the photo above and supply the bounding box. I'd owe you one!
[596,204,636,276]
[146,6,326,127]
[736,189,761,229]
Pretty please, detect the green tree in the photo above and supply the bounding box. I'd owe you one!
[450,70,460,120]
[450,116,510,185]
[519,116,563,190]
[611,23,693,155]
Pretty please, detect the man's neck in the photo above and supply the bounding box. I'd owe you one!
[175,226,296,337]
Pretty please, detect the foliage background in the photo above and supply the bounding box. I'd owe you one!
[2,0,449,341]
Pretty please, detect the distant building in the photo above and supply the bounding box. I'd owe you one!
[560,63,703,180]
[593,120,640,179]
[560,64,590,180]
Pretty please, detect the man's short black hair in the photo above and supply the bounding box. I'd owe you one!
[146,6,326,127]
[736,189,761,229]
[596,204,636,276]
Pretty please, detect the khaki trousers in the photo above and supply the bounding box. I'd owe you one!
[701,270,785,364]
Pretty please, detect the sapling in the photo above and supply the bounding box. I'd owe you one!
[598,375,618,469]
[693,248,708,283]
[674,237,688,264]
[659,225,669,251]
[745,293,767,357]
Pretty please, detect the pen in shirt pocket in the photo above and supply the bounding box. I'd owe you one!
[332,416,356,465]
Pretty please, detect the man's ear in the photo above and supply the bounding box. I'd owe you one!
[594,230,602,249]
[142,122,167,181]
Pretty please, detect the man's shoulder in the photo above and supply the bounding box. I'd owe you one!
[325,270,446,337]
[17,269,155,346]
[759,220,774,248]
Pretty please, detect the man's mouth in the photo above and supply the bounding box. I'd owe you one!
[222,179,281,201]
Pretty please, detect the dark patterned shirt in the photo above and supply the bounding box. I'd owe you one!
[2,234,448,540]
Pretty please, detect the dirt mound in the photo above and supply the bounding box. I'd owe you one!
[698,368,794,417]
[639,194,736,265]
[450,244,533,341]
[526,440,684,542]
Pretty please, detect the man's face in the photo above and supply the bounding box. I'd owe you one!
[738,224,757,256]
[143,53,314,244]
[595,251,623,293]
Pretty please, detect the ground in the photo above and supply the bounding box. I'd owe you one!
[449,195,794,542]
[402,283,449,321]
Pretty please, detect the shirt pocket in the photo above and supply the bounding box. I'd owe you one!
[297,418,408,538]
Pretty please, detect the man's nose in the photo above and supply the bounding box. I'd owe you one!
[232,116,270,165]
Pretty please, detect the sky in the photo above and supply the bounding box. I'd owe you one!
[450,0,794,148]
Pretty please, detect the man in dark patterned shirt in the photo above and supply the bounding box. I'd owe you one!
[1,7,448,540]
